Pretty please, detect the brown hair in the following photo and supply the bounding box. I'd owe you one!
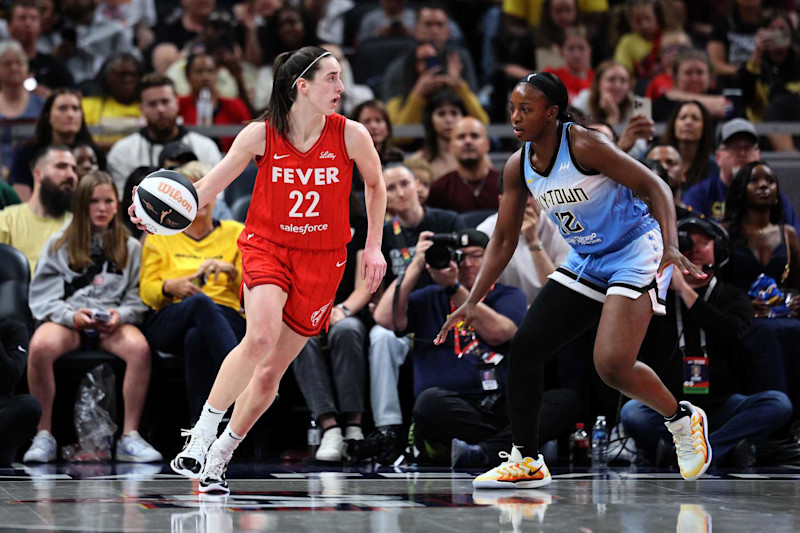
[588,60,632,123]
[137,73,176,101]
[256,46,332,138]
[54,171,129,271]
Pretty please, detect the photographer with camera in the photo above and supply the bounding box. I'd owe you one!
[373,228,577,467]
[362,163,464,462]
[621,217,792,467]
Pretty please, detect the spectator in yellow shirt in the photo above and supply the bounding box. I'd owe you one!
[81,54,143,150]
[139,161,245,423]
[613,0,664,80]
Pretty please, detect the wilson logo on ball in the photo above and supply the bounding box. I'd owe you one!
[156,181,195,214]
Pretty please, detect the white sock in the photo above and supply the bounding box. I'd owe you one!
[195,402,225,437]
[213,424,245,460]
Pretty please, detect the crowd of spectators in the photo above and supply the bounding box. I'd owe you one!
[1,0,800,469]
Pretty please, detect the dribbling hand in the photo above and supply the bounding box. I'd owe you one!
[127,186,153,234]
[659,245,707,279]
[362,246,387,293]
[434,301,476,345]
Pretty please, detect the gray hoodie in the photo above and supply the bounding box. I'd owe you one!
[29,232,148,328]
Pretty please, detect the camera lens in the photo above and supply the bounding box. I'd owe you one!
[425,242,454,269]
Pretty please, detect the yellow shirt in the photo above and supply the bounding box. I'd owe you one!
[614,33,654,73]
[0,203,71,274]
[81,97,141,146]
[140,219,245,314]
[502,0,608,27]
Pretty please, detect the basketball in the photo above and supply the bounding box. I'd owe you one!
[133,169,198,236]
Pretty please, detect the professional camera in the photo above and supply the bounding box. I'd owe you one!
[424,233,463,269]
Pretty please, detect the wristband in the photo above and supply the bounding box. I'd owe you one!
[444,282,461,297]
[336,303,351,317]
[529,242,544,251]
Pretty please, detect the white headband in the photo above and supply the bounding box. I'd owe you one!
[291,52,332,89]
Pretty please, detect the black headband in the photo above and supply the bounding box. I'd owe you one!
[518,72,569,118]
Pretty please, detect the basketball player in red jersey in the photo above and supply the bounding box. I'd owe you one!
[130,46,387,493]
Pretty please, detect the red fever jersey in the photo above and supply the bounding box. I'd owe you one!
[247,113,354,250]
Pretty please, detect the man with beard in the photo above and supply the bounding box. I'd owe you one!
[0,146,77,272]
[682,118,799,231]
[426,117,499,213]
[107,74,222,195]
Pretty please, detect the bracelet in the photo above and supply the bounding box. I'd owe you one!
[529,242,544,251]
[336,303,351,317]
[444,282,461,297]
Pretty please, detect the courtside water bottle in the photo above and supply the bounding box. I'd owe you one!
[592,416,608,466]
[197,88,213,127]
[569,423,590,466]
[307,419,321,456]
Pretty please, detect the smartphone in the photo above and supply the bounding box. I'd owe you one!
[722,88,743,120]
[92,309,111,323]
[425,55,443,71]
[632,96,652,121]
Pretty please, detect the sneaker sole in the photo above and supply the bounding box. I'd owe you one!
[473,475,552,489]
[170,457,203,479]
[22,456,56,463]
[199,482,230,495]
[683,403,713,481]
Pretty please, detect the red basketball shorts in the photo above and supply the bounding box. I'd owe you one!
[238,230,347,337]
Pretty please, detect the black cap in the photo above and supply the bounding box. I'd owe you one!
[159,142,197,167]
[678,216,723,240]
[457,229,489,249]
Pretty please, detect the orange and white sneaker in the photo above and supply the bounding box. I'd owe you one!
[665,401,712,480]
[472,447,551,489]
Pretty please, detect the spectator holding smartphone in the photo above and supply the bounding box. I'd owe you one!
[23,170,158,464]
[385,41,487,126]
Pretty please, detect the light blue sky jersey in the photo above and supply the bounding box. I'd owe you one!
[521,122,657,255]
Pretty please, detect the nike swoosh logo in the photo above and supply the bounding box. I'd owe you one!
[247,233,254,240]
[336,260,346,267]
[273,154,290,160]
[18,345,27,353]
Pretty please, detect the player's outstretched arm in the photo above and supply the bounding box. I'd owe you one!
[435,151,527,344]
[570,125,705,279]
[345,120,387,293]
[194,122,267,208]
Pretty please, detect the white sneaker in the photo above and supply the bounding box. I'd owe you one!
[315,427,344,462]
[199,445,230,494]
[344,426,364,441]
[473,447,551,489]
[23,430,57,463]
[665,401,712,481]
[116,431,163,462]
[171,428,216,479]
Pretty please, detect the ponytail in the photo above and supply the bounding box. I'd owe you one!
[257,46,332,138]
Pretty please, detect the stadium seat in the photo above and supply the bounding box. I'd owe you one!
[224,161,258,207]
[231,195,251,223]
[353,37,416,96]
[456,209,496,230]
[0,243,32,330]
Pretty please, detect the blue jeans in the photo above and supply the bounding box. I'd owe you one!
[620,392,793,463]
[145,293,246,422]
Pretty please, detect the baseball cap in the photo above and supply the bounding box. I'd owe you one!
[678,216,720,240]
[159,142,198,167]
[456,229,489,249]
[718,118,758,146]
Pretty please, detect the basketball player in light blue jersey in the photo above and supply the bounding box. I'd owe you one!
[436,72,713,488]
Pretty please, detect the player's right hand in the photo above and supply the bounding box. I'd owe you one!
[128,186,153,234]
[362,245,387,293]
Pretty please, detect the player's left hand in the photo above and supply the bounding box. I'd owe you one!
[659,244,706,279]
[362,246,386,293]
[434,301,476,345]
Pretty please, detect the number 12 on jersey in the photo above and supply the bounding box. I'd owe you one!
[288,190,320,218]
